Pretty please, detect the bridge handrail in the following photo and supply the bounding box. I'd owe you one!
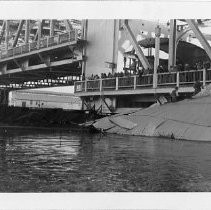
[75,68,211,93]
[0,30,78,60]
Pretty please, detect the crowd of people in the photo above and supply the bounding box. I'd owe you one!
[158,60,211,73]
[83,70,144,81]
[81,56,207,105]
[82,58,211,81]
[81,55,211,88]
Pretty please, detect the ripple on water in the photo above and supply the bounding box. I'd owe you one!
[0,128,211,191]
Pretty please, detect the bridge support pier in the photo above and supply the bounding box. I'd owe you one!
[82,96,117,114]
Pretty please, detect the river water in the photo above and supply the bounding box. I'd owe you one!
[0,127,211,192]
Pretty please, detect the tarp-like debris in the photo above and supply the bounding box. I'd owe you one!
[109,117,137,130]
[93,84,211,141]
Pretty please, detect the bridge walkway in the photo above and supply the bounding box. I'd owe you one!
[74,69,211,96]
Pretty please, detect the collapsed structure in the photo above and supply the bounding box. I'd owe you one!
[92,85,211,141]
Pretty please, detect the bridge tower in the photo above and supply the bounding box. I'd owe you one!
[83,20,119,77]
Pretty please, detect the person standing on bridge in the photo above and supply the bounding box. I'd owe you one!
[193,80,202,95]
[170,86,179,102]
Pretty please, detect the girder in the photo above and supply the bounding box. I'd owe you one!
[13,20,25,48]
[0,19,84,89]
[5,20,9,50]
[64,19,73,32]
[123,20,151,70]
[186,19,211,61]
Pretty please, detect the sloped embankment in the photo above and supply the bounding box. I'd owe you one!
[93,87,211,141]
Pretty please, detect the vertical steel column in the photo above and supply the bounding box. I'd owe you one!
[100,79,102,91]
[50,19,54,37]
[85,80,87,92]
[25,20,30,44]
[116,77,119,90]
[176,72,180,87]
[81,19,88,79]
[0,21,6,44]
[5,20,10,51]
[134,75,137,90]
[112,19,119,74]
[168,19,177,71]
[37,20,42,49]
[203,69,206,86]
[153,25,161,88]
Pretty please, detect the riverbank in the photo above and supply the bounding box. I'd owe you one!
[0,105,87,128]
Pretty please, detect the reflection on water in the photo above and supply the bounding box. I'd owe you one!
[0,127,211,192]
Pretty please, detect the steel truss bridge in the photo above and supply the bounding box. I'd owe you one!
[0,19,85,89]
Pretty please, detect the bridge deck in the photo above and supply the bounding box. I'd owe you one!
[0,30,84,89]
[0,30,79,62]
[74,69,211,96]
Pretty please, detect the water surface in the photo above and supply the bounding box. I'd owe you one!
[0,127,211,192]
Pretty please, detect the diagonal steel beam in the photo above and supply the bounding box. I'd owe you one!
[37,53,50,67]
[5,20,10,50]
[123,20,151,70]
[64,19,73,32]
[34,20,44,42]
[13,20,25,47]
[186,19,211,61]
[13,59,25,71]
[176,28,191,44]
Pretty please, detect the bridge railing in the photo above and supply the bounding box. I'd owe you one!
[0,30,78,60]
[102,78,116,91]
[118,76,135,89]
[74,69,211,94]
[157,72,177,86]
[136,74,153,87]
[179,70,203,85]
[86,80,100,92]
[206,69,211,82]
